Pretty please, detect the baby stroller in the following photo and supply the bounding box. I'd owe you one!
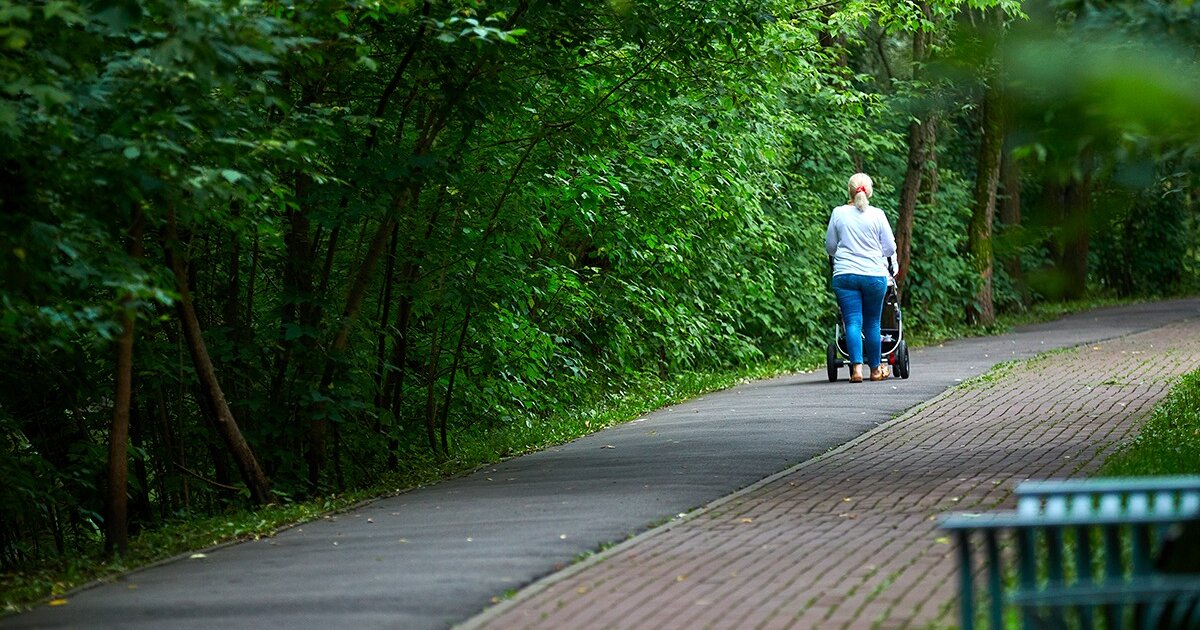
[826,266,911,382]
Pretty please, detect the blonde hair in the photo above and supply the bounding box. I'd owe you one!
[848,173,873,212]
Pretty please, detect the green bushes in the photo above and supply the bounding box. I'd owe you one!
[2,0,1199,591]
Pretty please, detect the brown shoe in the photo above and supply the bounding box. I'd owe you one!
[849,364,863,383]
[870,366,890,381]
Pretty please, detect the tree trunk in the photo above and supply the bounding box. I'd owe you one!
[195,384,234,493]
[422,323,447,456]
[894,3,934,296]
[922,123,939,206]
[246,225,258,330]
[381,185,447,420]
[967,83,1004,326]
[438,308,473,455]
[129,402,154,527]
[817,5,846,67]
[896,119,934,294]
[104,210,144,556]
[1060,150,1094,300]
[999,148,1029,307]
[308,213,399,490]
[153,385,176,517]
[269,172,316,413]
[373,225,400,433]
[167,212,274,505]
[223,214,242,331]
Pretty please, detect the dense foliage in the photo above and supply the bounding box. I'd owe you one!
[1,0,1197,580]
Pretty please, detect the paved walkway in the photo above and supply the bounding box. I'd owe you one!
[5,299,1198,630]
[468,316,1200,629]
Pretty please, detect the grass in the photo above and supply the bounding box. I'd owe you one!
[1099,366,1200,477]
[0,293,1154,614]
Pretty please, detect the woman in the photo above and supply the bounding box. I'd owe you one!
[825,173,898,383]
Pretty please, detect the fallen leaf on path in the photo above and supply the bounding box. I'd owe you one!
[935,537,951,545]
[576,587,589,595]
[49,599,68,606]
[189,553,207,559]
[676,575,687,582]
[740,518,753,524]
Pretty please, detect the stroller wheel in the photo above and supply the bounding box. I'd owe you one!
[896,340,911,379]
[826,343,839,382]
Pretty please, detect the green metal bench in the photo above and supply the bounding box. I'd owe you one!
[940,477,1200,629]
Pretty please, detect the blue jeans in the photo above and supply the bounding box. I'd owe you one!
[833,274,887,368]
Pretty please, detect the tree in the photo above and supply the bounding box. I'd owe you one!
[964,8,1008,326]
[967,79,1003,325]
[104,211,144,555]
[3,0,1197,584]
[894,1,936,296]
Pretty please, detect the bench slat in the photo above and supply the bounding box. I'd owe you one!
[1009,576,1200,606]
[940,511,1195,529]
[1016,477,1200,496]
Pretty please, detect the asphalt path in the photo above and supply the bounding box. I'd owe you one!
[6,298,1198,630]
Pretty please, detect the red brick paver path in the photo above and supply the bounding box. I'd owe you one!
[470,319,1200,630]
